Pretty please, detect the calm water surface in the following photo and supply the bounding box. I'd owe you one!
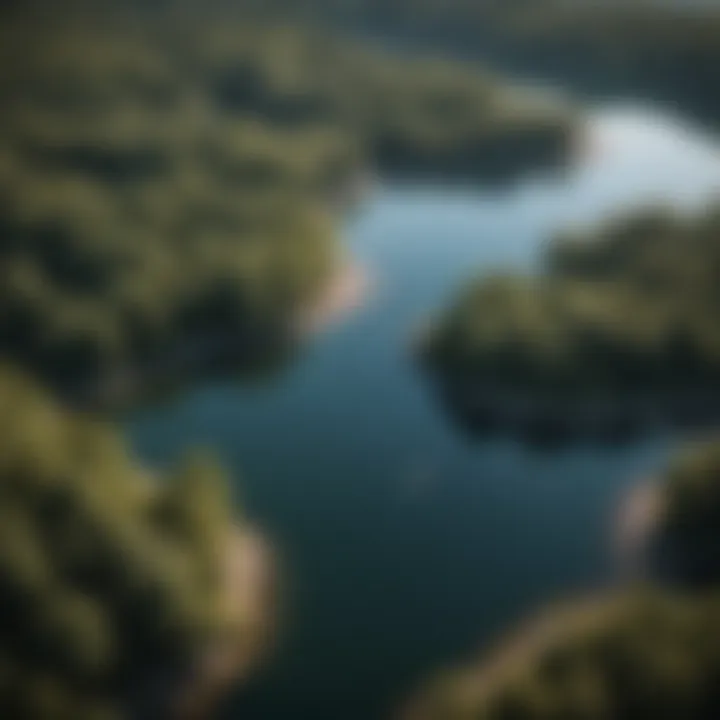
[127,104,720,720]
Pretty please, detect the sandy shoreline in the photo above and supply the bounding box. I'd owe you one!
[612,479,665,578]
[296,258,370,335]
[175,526,276,720]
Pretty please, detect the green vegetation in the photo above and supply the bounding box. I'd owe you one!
[475,4,720,126]
[483,0,720,102]
[406,591,720,720]
[662,442,720,539]
[407,439,720,720]
[0,14,347,400]
[0,6,573,403]
[0,365,240,718]
[651,440,720,585]
[421,203,720,440]
[242,0,720,125]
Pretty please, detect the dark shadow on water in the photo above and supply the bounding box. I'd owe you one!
[423,374,713,453]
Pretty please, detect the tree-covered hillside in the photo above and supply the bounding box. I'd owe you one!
[210,0,720,125]
[0,366,246,719]
[0,5,573,404]
[421,203,720,443]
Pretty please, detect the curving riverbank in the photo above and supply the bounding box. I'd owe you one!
[68,254,371,411]
[613,479,664,578]
[174,527,277,719]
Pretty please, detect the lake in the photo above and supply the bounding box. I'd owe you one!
[126,103,720,720]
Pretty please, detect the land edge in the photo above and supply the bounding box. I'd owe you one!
[172,525,277,720]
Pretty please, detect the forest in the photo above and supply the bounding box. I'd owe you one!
[236,0,720,126]
[0,365,243,719]
[0,4,573,404]
[421,203,720,442]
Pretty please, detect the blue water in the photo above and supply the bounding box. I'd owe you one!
[126,104,720,720]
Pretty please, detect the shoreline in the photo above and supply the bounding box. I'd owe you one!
[174,526,277,719]
[612,479,664,578]
[296,258,370,336]
[400,595,616,720]
[424,372,720,446]
[66,257,371,412]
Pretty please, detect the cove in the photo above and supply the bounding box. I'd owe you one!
[126,104,720,720]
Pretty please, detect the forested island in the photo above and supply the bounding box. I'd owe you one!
[404,439,720,720]
[0,2,574,407]
[420,203,720,444]
[454,1,720,127]
[242,0,720,128]
[0,366,272,719]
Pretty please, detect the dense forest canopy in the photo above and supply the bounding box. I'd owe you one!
[206,0,720,126]
[0,3,573,403]
[421,202,720,441]
[0,366,237,718]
